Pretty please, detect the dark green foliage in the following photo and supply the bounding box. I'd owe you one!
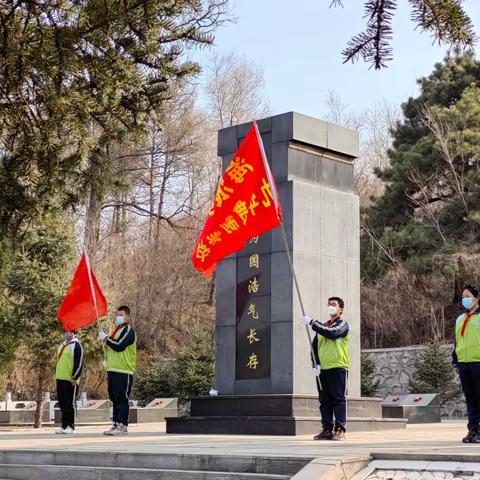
[0,0,229,239]
[0,242,18,395]
[134,360,177,406]
[174,329,215,401]
[361,353,381,397]
[408,342,462,406]
[363,52,480,281]
[372,52,480,227]
[1,213,77,426]
[134,329,214,405]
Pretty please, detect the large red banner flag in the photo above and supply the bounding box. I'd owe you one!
[192,121,282,277]
[57,254,108,331]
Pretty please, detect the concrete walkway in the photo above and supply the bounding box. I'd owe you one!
[0,420,477,460]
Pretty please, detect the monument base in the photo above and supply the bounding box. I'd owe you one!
[166,395,407,435]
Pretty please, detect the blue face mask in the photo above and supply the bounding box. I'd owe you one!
[115,315,126,325]
[462,297,474,310]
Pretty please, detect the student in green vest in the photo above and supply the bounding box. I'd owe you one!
[301,296,350,441]
[452,285,480,443]
[99,305,137,436]
[55,330,83,434]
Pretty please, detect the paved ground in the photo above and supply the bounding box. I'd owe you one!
[362,459,480,480]
[0,419,477,460]
[367,472,477,480]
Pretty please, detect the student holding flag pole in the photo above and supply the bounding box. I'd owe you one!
[99,305,137,436]
[54,330,83,434]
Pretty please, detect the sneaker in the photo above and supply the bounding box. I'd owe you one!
[462,431,480,443]
[103,424,118,436]
[332,427,346,441]
[110,423,128,436]
[55,426,74,434]
[313,428,334,440]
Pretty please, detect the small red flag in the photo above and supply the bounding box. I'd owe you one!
[192,122,282,276]
[57,254,107,331]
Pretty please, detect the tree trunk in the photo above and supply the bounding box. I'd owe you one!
[84,185,102,260]
[149,135,156,244]
[207,272,216,307]
[33,366,47,429]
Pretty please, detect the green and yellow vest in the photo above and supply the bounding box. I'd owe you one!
[455,312,480,363]
[317,334,351,370]
[107,324,137,375]
[55,342,78,382]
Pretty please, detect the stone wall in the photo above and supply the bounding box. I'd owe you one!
[362,345,466,417]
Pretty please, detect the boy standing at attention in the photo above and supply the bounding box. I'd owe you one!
[301,296,350,441]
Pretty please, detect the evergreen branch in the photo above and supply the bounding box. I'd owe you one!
[342,0,397,69]
[409,0,477,47]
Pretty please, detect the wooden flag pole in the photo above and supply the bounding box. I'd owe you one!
[84,249,107,362]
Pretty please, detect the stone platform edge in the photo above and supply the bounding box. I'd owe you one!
[372,452,480,463]
[291,456,371,480]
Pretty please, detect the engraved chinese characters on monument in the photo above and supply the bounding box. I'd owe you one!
[236,235,272,380]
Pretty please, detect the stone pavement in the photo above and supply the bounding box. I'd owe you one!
[367,472,478,480]
[0,419,477,460]
[362,460,480,480]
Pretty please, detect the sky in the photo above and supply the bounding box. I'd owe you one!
[194,0,480,119]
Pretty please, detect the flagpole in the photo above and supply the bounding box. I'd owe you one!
[253,121,319,371]
[84,249,107,362]
[84,249,100,321]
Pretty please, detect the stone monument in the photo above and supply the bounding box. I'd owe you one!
[167,112,406,434]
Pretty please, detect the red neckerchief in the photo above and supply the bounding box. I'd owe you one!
[461,312,476,337]
[57,340,74,359]
[110,323,128,339]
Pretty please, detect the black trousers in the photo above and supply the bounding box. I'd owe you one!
[315,368,348,431]
[56,379,77,429]
[108,371,133,426]
[458,362,480,434]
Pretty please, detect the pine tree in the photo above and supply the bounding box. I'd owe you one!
[173,329,215,402]
[3,213,77,427]
[0,1,230,241]
[363,52,480,280]
[408,342,462,406]
[361,353,381,397]
[135,328,214,406]
[134,360,177,406]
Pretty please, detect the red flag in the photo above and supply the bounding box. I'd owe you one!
[192,122,282,276]
[57,254,107,331]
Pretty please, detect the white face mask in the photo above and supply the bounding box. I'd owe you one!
[327,305,338,316]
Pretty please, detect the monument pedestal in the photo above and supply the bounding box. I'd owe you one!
[166,395,406,435]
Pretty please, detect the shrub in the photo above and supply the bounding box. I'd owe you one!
[361,353,381,397]
[134,328,214,406]
[408,342,462,406]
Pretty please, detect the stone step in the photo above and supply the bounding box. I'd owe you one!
[189,395,382,418]
[0,450,310,477]
[0,464,291,480]
[167,416,407,435]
